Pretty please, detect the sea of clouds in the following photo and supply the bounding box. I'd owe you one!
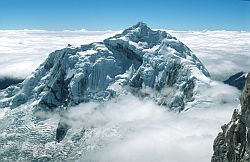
[63,82,240,162]
[0,29,118,78]
[168,30,250,81]
[0,29,249,80]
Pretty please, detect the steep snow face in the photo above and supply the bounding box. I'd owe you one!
[0,22,210,111]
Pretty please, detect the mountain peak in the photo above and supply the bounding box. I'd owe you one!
[0,23,210,112]
[108,22,173,49]
[122,21,152,34]
[132,21,150,30]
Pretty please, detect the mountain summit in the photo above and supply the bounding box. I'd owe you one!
[0,22,210,111]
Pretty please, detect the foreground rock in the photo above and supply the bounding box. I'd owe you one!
[212,72,250,162]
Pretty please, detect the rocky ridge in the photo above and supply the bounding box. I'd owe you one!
[212,72,250,162]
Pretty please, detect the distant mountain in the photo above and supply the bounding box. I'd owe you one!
[224,72,246,90]
[212,72,250,162]
[0,77,24,90]
[0,22,210,111]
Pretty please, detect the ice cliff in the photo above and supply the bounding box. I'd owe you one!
[0,22,210,111]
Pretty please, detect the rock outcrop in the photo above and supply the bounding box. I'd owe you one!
[212,72,250,162]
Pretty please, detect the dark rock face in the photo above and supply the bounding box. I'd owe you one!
[224,72,246,90]
[212,72,250,162]
[56,121,70,142]
[0,77,24,90]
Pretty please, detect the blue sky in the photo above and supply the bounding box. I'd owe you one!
[0,0,249,31]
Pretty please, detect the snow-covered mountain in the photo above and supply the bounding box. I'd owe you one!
[1,23,241,162]
[0,22,210,112]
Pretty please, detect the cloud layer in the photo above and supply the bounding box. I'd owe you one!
[168,30,250,80]
[60,82,240,162]
[0,30,117,78]
[0,29,249,80]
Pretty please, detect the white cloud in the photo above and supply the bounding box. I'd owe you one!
[0,29,249,80]
[60,82,240,162]
[167,30,250,81]
[0,30,118,78]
